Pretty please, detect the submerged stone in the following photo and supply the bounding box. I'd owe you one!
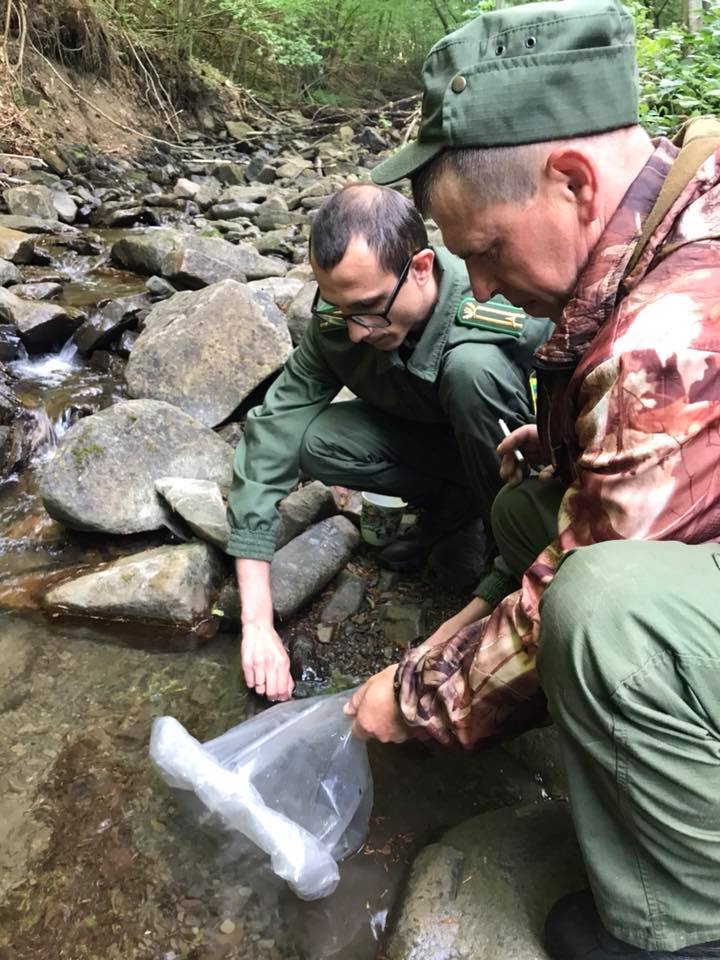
[386,803,586,960]
[44,542,225,628]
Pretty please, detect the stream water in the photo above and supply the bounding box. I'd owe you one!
[0,232,552,959]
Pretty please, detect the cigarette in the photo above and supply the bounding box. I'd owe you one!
[498,418,525,463]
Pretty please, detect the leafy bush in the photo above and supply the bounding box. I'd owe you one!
[636,3,720,134]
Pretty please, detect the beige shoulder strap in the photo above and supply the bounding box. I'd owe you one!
[624,116,720,278]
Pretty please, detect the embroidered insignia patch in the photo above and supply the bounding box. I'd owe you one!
[317,316,347,333]
[455,297,525,337]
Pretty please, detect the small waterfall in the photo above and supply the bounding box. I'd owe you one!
[8,337,81,387]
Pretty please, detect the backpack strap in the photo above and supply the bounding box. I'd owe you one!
[624,116,720,278]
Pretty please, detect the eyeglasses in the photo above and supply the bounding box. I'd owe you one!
[311,251,422,330]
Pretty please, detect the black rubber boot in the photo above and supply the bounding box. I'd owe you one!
[377,526,433,573]
[544,890,720,960]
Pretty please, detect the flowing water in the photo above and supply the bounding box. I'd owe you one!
[0,234,552,959]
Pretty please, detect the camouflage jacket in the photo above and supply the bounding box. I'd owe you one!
[397,138,720,747]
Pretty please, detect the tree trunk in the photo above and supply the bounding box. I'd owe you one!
[681,0,704,30]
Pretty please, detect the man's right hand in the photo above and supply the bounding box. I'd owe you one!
[497,424,550,486]
[241,622,294,701]
[236,557,294,701]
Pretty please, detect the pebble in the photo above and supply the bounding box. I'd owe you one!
[220,919,236,935]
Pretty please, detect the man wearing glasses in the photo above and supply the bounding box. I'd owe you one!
[226,183,551,701]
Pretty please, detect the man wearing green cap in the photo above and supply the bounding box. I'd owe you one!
[345,1,720,957]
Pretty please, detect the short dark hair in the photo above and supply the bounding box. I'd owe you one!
[310,184,428,276]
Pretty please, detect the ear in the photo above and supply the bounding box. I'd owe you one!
[410,247,436,286]
[544,149,599,223]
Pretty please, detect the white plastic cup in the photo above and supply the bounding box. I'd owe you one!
[360,492,407,546]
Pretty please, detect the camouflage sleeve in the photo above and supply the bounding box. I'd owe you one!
[397,266,720,746]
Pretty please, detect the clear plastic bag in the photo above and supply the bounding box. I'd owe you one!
[149,691,373,900]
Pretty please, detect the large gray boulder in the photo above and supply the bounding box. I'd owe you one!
[125,280,292,427]
[271,515,360,618]
[111,228,286,288]
[43,542,225,627]
[286,281,317,344]
[0,288,77,351]
[40,399,233,534]
[385,803,586,960]
[3,184,55,220]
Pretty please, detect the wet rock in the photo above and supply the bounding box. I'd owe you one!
[247,276,303,311]
[0,259,21,286]
[10,282,62,300]
[40,399,233,534]
[3,184,55,220]
[271,515,360,619]
[0,325,21,360]
[44,542,225,628]
[0,367,37,476]
[0,226,34,263]
[275,480,337,549]
[320,571,366,623]
[0,287,76,351]
[156,477,229,549]
[286,281,317,344]
[111,228,287,288]
[116,328,139,358]
[73,294,148,352]
[429,519,492,590]
[145,275,177,301]
[125,279,292,427]
[385,802,586,960]
[255,196,291,232]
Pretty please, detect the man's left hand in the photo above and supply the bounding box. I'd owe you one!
[344,664,411,742]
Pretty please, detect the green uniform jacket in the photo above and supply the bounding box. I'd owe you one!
[226,246,551,561]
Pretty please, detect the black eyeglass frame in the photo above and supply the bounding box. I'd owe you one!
[311,249,424,330]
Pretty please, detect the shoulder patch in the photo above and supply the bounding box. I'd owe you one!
[455,297,525,337]
[317,316,347,334]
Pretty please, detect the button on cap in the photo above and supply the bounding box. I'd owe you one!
[450,74,467,93]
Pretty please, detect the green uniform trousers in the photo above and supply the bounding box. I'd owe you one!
[298,399,482,522]
[491,480,720,951]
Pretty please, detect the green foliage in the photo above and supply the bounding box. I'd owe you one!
[87,0,720,121]
[637,3,720,134]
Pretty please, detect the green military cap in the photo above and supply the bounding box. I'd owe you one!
[372,0,638,185]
